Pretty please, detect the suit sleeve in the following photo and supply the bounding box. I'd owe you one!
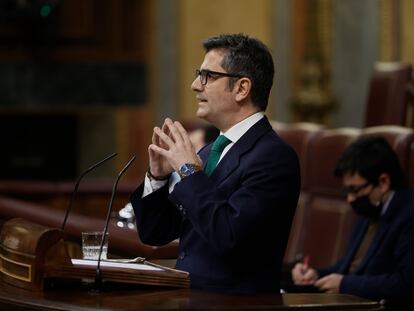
[339,218,414,300]
[317,259,346,278]
[130,182,183,246]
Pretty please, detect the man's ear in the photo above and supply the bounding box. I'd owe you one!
[378,173,391,192]
[234,78,251,102]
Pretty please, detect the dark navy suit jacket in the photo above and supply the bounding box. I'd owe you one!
[131,117,300,292]
[318,189,414,301]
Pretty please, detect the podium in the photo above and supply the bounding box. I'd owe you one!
[0,219,384,310]
[0,218,189,291]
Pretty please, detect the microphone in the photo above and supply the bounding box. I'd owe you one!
[61,153,117,231]
[94,155,136,289]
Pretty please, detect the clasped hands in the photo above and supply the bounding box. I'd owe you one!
[148,118,202,178]
[291,262,344,293]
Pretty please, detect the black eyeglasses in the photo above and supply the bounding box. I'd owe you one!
[195,69,243,86]
[342,181,371,195]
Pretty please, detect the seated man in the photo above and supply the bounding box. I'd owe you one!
[291,136,414,305]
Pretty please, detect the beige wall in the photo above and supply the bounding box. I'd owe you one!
[170,0,414,125]
[177,0,272,120]
[401,0,414,64]
[378,0,414,63]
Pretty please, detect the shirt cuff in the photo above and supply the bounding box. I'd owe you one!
[142,173,168,197]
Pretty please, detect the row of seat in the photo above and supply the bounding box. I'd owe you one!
[271,122,414,268]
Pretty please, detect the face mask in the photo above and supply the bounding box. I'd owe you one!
[350,195,382,219]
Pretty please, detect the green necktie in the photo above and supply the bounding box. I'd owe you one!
[205,135,232,176]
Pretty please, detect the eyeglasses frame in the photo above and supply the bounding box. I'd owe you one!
[195,69,243,86]
[343,181,372,195]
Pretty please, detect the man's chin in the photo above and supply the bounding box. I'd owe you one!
[196,109,208,120]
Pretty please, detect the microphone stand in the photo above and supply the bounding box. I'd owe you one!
[61,153,117,232]
[94,155,136,291]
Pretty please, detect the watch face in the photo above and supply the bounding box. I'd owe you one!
[180,164,196,178]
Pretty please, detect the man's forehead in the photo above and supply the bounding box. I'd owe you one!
[200,49,226,69]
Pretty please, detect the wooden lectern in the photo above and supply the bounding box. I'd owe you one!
[0,218,189,291]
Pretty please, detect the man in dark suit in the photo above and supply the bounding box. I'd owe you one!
[130,33,300,292]
[291,136,414,305]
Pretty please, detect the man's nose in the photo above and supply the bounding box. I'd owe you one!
[191,77,203,91]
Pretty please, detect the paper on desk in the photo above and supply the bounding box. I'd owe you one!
[71,259,163,271]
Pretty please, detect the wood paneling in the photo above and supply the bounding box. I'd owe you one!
[0,1,155,182]
[0,0,151,62]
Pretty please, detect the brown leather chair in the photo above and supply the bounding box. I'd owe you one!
[283,192,311,263]
[364,62,412,127]
[271,122,324,263]
[306,128,360,196]
[271,121,324,190]
[289,128,360,268]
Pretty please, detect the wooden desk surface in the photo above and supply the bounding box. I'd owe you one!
[0,281,383,311]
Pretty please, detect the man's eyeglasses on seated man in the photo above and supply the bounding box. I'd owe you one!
[343,181,371,195]
[195,69,243,86]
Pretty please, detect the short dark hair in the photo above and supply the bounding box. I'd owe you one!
[334,136,406,190]
[202,33,274,111]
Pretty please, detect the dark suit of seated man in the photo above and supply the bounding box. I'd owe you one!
[291,136,414,307]
[130,34,300,293]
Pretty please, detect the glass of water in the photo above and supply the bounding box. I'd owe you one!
[81,231,109,260]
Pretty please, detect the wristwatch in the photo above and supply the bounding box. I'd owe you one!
[178,163,201,179]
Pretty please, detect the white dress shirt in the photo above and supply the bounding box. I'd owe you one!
[381,190,394,216]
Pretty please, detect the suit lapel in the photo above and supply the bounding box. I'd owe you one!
[355,192,401,273]
[199,144,211,167]
[205,117,273,184]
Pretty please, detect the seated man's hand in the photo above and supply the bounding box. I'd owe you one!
[314,273,343,293]
[291,262,319,285]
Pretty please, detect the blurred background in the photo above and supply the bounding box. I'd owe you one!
[0,0,413,182]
